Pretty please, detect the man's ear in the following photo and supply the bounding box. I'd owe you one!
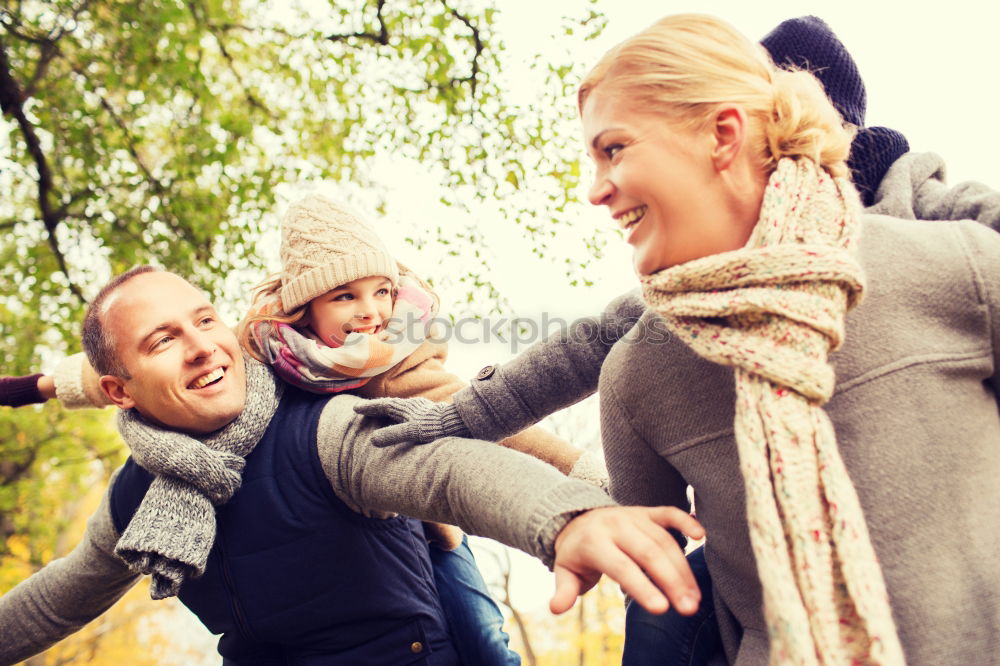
[99,375,135,410]
[711,104,749,172]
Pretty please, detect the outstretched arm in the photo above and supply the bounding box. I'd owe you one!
[0,482,139,664]
[0,373,51,406]
[355,289,646,445]
[322,394,704,616]
[0,354,110,410]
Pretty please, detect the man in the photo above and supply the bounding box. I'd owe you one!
[0,267,703,665]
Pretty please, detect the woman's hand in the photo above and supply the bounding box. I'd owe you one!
[550,506,705,616]
[0,373,54,407]
[354,397,471,446]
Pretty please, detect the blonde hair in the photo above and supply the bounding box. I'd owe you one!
[236,261,441,362]
[579,14,854,178]
[237,273,308,363]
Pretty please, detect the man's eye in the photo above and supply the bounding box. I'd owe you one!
[376,288,390,297]
[154,336,173,348]
[200,317,215,326]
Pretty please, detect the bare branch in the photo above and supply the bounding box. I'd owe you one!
[326,0,388,45]
[23,0,93,97]
[440,0,482,95]
[0,13,52,46]
[69,65,201,253]
[187,0,270,115]
[0,35,86,303]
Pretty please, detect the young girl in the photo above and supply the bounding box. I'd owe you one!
[239,194,610,664]
[2,194,606,666]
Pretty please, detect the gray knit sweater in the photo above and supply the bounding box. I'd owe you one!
[0,394,614,664]
[599,216,1000,664]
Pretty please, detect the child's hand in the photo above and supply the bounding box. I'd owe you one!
[0,373,51,407]
[354,397,471,446]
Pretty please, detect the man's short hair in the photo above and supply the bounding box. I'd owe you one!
[81,265,159,378]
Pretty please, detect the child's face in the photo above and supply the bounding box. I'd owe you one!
[305,275,394,347]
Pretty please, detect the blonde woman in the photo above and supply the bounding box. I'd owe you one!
[361,14,1000,665]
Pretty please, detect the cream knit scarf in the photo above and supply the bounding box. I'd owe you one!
[641,158,905,665]
[114,356,283,600]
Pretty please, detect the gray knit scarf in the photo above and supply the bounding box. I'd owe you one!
[113,356,283,599]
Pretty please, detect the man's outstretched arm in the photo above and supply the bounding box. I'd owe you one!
[0,481,139,665]
[320,395,703,615]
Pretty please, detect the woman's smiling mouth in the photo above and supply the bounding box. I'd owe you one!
[618,205,648,232]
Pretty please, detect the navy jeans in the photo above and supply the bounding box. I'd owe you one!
[622,546,722,666]
[430,536,521,666]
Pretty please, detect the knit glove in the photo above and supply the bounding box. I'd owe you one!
[0,374,45,407]
[353,397,471,447]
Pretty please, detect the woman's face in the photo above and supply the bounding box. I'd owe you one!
[581,87,754,274]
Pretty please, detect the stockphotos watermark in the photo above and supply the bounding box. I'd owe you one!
[347,311,671,352]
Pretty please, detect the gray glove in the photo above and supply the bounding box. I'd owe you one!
[353,397,471,447]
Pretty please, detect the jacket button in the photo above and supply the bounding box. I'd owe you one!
[476,365,496,380]
[410,641,424,653]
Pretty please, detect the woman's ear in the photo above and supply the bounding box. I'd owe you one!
[99,375,135,410]
[711,105,749,172]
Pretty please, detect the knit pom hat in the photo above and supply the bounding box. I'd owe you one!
[761,16,866,128]
[279,195,399,312]
[761,16,911,206]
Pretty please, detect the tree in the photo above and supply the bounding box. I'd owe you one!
[1,2,614,660]
[0,0,608,342]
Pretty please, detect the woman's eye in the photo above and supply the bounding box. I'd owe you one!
[376,288,390,297]
[199,317,214,327]
[603,143,624,160]
[332,293,353,302]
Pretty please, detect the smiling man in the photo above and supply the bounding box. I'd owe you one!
[0,266,705,666]
[86,267,248,434]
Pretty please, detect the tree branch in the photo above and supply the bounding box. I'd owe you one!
[186,0,270,115]
[0,35,86,303]
[23,0,93,98]
[325,0,388,45]
[70,65,201,253]
[440,1,482,95]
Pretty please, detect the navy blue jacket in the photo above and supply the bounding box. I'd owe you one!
[110,388,460,665]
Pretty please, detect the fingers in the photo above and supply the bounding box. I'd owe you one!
[353,398,407,420]
[596,544,671,616]
[646,505,705,540]
[553,506,705,618]
[550,565,588,614]
[622,506,705,615]
[368,424,418,448]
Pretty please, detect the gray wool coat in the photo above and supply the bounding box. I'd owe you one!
[451,153,1000,664]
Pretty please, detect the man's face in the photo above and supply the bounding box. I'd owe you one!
[100,271,247,435]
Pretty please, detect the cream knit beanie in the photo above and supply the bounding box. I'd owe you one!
[279,195,399,312]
